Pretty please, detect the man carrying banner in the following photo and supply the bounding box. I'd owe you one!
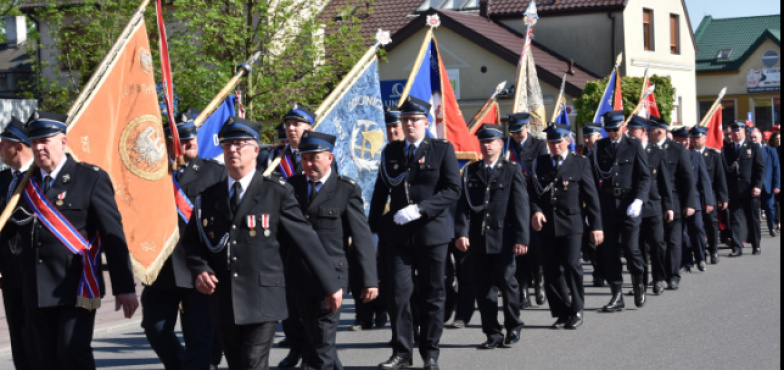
[455,123,528,347]
[504,112,547,308]
[689,126,728,264]
[142,117,226,370]
[286,131,378,370]
[184,117,343,370]
[369,97,460,370]
[531,124,603,329]
[0,116,36,370]
[16,111,139,370]
[592,111,650,312]
[258,104,328,177]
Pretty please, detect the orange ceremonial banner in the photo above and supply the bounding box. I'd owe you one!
[67,19,178,284]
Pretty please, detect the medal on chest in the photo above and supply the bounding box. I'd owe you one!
[56,191,66,206]
[563,180,569,191]
[247,215,257,237]
[261,214,270,237]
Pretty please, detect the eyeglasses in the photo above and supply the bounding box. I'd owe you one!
[401,116,426,124]
[221,141,256,150]
[605,127,621,133]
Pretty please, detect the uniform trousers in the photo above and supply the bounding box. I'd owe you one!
[350,252,385,328]
[387,241,447,360]
[295,293,343,370]
[472,249,522,341]
[514,232,541,289]
[665,214,684,279]
[761,192,777,232]
[27,304,97,370]
[729,198,761,252]
[581,233,604,283]
[448,244,476,324]
[540,233,584,318]
[216,320,277,370]
[682,211,707,266]
[639,214,667,284]
[2,287,35,370]
[703,209,720,255]
[602,214,644,287]
[141,285,213,370]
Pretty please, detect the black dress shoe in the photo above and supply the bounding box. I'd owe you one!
[631,274,646,308]
[519,287,532,308]
[752,248,761,255]
[593,278,605,287]
[728,250,743,257]
[602,286,625,312]
[278,350,301,368]
[503,326,522,347]
[278,337,290,348]
[551,316,569,329]
[652,281,664,295]
[534,271,547,305]
[698,261,707,271]
[478,337,503,349]
[710,253,719,264]
[770,229,777,237]
[449,319,466,329]
[378,355,412,370]
[375,314,388,328]
[423,358,439,370]
[667,277,680,290]
[565,311,583,329]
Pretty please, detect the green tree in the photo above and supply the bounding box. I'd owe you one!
[18,0,372,141]
[574,74,675,128]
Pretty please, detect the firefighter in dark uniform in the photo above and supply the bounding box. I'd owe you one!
[0,116,37,370]
[285,131,378,369]
[141,117,227,370]
[531,124,603,329]
[504,112,548,308]
[648,116,696,289]
[454,124,528,348]
[626,116,674,295]
[369,96,460,370]
[580,123,605,287]
[690,126,728,265]
[722,120,765,256]
[183,117,343,370]
[592,111,651,312]
[16,111,139,370]
[672,127,715,272]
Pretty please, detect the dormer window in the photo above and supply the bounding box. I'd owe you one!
[717,48,733,61]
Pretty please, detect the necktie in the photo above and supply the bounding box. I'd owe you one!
[485,166,492,182]
[611,142,618,153]
[553,156,562,171]
[231,182,242,213]
[43,175,52,194]
[7,171,22,200]
[309,181,321,203]
[407,144,416,163]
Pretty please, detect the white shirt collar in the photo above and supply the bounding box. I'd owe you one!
[307,168,332,184]
[735,139,745,147]
[552,152,569,162]
[406,136,425,150]
[655,138,667,148]
[16,159,33,173]
[40,156,68,183]
[228,169,256,200]
[484,157,499,169]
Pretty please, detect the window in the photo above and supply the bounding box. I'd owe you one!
[717,49,733,61]
[753,98,780,131]
[670,14,680,54]
[643,9,654,51]
[699,99,736,126]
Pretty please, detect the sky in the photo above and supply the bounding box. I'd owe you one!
[685,0,781,30]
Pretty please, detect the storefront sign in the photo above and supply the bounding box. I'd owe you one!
[747,67,780,93]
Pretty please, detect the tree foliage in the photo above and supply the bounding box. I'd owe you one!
[18,0,372,141]
[574,74,675,128]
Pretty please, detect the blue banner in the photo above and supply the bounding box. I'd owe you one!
[380,79,407,108]
[316,59,386,215]
[197,96,235,159]
[593,68,617,138]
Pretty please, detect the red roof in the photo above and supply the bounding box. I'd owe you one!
[489,0,627,18]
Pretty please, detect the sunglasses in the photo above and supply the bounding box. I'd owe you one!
[605,127,621,132]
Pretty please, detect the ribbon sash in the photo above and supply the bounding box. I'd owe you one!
[172,174,194,223]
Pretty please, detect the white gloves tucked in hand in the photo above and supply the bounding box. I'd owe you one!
[394,204,422,225]
[627,199,643,218]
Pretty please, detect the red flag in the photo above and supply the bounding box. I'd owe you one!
[155,0,179,158]
[613,66,623,111]
[469,101,500,135]
[642,78,660,118]
[706,106,724,150]
[435,47,480,161]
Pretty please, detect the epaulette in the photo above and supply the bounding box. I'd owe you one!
[570,151,578,156]
[77,161,101,172]
[338,176,357,186]
[263,174,287,186]
[708,148,721,154]
[432,138,449,144]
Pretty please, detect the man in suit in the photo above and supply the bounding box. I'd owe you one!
[690,126,728,264]
[591,111,650,312]
[722,120,765,256]
[672,127,715,272]
[184,116,343,370]
[141,117,227,370]
[454,124,528,347]
[626,116,674,295]
[0,116,36,370]
[750,128,780,236]
[16,111,139,370]
[531,124,603,328]
[286,131,378,369]
[580,123,605,288]
[369,96,460,370]
[504,112,548,308]
[648,117,696,289]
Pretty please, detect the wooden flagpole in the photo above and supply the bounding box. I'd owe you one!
[193,52,261,128]
[698,87,727,128]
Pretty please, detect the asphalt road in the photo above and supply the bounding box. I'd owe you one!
[1,232,780,369]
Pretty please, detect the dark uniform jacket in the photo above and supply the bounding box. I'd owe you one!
[686,150,716,210]
[183,172,341,325]
[0,169,26,290]
[641,144,674,219]
[455,159,529,254]
[18,155,136,308]
[700,148,729,205]
[530,153,602,237]
[660,139,697,211]
[154,157,226,289]
[286,173,377,297]
[368,137,461,247]
[507,136,548,174]
[721,140,765,200]
[592,136,651,215]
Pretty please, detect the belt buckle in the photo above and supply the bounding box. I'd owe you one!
[613,188,622,197]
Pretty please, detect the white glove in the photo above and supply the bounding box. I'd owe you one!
[627,199,643,218]
[393,204,422,225]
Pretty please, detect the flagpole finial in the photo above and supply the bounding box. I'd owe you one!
[426,14,441,28]
[718,87,727,100]
[375,29,392,46]
[524,1,538,26]
[615,52,623,66]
